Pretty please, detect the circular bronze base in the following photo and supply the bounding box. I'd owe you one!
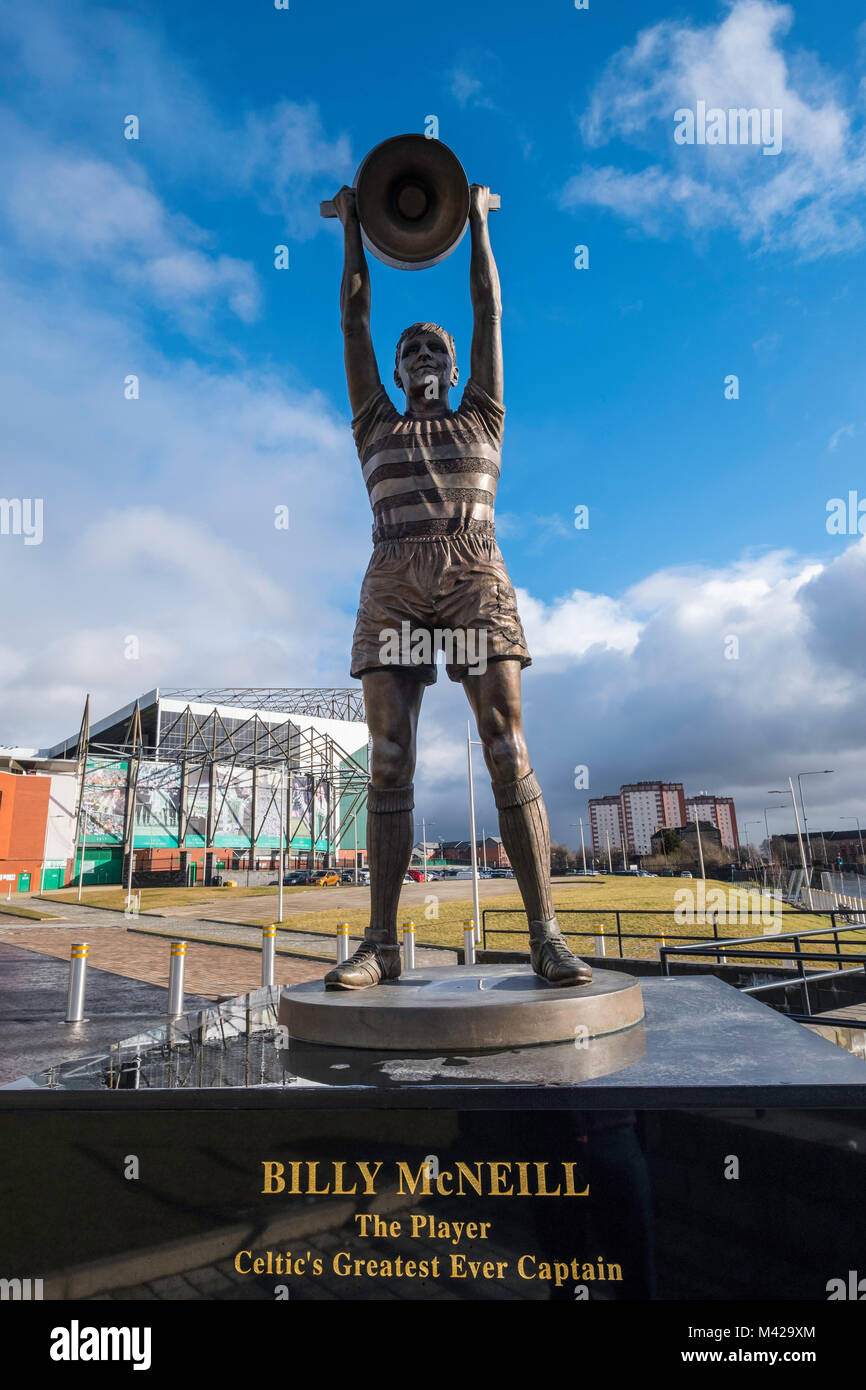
[279,964,644,1052]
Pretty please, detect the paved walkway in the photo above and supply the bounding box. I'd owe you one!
[0,919,325,1001]
[0,940,216,1085]
[129,918,458,965]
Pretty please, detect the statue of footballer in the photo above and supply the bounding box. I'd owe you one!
[324,182,592,992]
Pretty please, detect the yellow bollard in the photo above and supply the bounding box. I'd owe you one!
[403,920,416,970]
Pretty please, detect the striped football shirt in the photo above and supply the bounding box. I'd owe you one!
[352,378,505,544]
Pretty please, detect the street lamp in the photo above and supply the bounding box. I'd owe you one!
[839,816,865,865]
[415,817,435,883]
[569,819,588,875]
[762,806,783,864]
[768,779,812,908]
[796,770,833,865]
[742,820,763,874]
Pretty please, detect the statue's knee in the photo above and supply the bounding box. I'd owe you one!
[371,734,414,788]
[483,728,528,784]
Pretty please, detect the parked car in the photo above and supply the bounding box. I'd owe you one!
[282,870,312,886]
[489,868,513,878]
[310,870,340,887]
[405,868,425,883]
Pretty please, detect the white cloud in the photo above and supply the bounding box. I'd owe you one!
[0,0,354,241]
[451,69,486,107]
[828,422,856,451]
[411,543,866,844]
[0,267,371,744]
[1,133,261,326]
[564,0,866,259]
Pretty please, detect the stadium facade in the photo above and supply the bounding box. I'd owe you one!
[1,687,369,891]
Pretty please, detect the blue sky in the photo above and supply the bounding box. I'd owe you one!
[1,0,865,846]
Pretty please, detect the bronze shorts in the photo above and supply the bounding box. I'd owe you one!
[351,532,531,685]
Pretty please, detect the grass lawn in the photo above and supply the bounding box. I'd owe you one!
[246,876,856,965]
[39,883,318,913]
[0,902,55,920]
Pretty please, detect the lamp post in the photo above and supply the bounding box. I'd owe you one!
[466,722,481,944]
[569,819,588,875]
[840,816,865,863]
[768,780,812,909]
[796,770,833,867]
[415,817,435,882]
[742,820,763,873]
[694,816,706,882]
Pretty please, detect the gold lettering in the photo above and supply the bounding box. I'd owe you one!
[234,1250,252,1273]
[534,1162,561,1196]
[562,1162,589,1197]
[306,1162,330,1195]
[261,1161,285,1194]
[396,1162,432,1196]
[517,1254,535,1278]
[454,1161,484,1196]
[332,1161,358,1196]
[487,1162,513,1196]
[357,1161,383,1194]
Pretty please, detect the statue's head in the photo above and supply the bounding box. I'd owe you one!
[394,322,458,399]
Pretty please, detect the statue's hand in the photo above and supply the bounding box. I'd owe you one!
[469,183,490,223]
[332,186,358,225]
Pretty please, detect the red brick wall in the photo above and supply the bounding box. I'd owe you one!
[0,772,51,892]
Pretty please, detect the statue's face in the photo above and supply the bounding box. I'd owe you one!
[396,331,454,399]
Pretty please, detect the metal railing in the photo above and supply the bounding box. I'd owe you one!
[660,918,866,1025]
[481,907,727,957]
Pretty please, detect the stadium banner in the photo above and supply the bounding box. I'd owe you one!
[132,762,181,848]
[81,757,129,844]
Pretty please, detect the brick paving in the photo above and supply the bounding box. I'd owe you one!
[0,923,324,1000]
[129,918,458,966]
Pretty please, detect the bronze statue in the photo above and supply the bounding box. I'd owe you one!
[323,166,592,991]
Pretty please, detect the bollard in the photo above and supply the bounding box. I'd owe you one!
[658,935,666,962]
[463,919,476,967]
[594,924,606,958]
[261,924,276,987]
[65,942,88,1023]
[336,922,350,964]
[167,941,187,1017]
[403,920,416,971]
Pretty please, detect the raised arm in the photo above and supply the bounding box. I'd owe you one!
[333,186,381,416]
[468,184,503,403]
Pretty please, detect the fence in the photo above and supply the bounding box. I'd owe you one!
[480,907,730,958]
[659,916,866,1027]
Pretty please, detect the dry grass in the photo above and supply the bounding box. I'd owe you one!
[39,883,317,912]
[245,877,855,966]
